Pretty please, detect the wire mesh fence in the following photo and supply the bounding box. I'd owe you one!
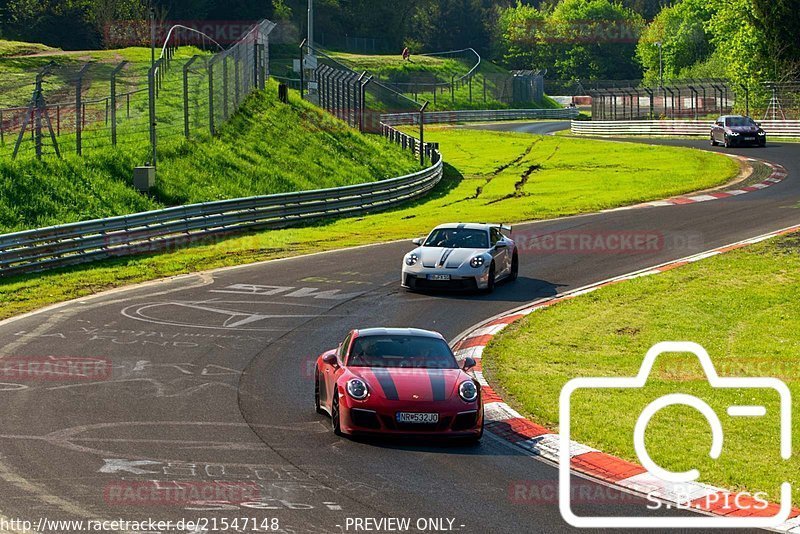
[545,78,800,120]
[586,79,735,120]
[319,48,546,111]
[307,45,420,134]
[0,19,276,161]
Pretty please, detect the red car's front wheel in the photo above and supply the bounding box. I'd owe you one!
[314,373,325,415]
[331,394,343,435]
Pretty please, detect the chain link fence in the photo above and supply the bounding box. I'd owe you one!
[0,20,276,161]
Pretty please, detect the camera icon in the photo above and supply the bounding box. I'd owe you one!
[559,342,792,529]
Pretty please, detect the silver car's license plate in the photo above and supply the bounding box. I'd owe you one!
[428,274,451,281]
[397,412,439,424]
[745,137,755,141]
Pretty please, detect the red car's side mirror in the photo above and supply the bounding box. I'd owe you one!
[322,353,339,367]
[462,357,477,371]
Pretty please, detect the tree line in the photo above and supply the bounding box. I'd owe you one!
[0,0,796,85]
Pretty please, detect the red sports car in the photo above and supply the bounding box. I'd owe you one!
[314,328,483,441]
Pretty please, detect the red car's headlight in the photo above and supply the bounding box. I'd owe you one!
[459,380,478,402]
[346,378,369,400]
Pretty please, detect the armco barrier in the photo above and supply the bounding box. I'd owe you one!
[571,119,800,137]
[382,108,579,126]
[0,123,441,277]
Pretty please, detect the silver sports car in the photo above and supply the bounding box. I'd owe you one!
[401,223,519,292]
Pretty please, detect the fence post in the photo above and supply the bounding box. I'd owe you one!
[419,102,428,167]
[259,43,267,89]
[183,55,200,139]
[75,63,90,156]
[208,58,216,135]
[148,59,161,167]
[253,29,260,90]
[299,39,307,99]
[451,75,455,105]
[483,75,487,103]
[34,79,43,159]
[234,50,240,107]
[469,76,473,104]
[0,110,3,145]
[110,61,127,146]
[222,56,229,121]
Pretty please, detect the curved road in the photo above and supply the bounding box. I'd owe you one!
[0,123,796,533]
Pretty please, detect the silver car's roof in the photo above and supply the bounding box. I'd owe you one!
[432,223,493,232]
[356,327,444,340]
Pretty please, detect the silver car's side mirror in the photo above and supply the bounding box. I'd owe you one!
[412,237,424,246]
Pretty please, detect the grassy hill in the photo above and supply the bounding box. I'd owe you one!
[328,50,561,111]
[0,39,58,58]
[0,74,419,233]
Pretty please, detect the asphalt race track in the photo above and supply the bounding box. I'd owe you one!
[0,123,796,533]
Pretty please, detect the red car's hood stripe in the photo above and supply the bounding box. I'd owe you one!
[357,368,459,402]
[367,368,399,400]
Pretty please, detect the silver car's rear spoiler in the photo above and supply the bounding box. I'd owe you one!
[492,223,513,233]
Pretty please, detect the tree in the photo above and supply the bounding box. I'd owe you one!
[497,0,644,80]
[495,1,548,70]
[636,0,714,84]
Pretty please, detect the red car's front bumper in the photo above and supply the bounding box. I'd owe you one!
[340,398,484,437]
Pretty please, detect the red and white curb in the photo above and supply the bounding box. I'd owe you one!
[452,222,800,531]
[606,155,788,212]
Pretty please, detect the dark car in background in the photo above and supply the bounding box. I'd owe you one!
[711,115,766,148]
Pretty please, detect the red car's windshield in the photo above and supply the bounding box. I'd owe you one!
[348,335,458,369]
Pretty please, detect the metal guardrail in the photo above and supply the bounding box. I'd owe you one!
[0,123,442,277]
[571,120,800,137]
[382,108,579,126]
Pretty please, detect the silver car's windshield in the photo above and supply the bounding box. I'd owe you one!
[348,335,458,369]
[725,117,755,127]
[424,228,489,249]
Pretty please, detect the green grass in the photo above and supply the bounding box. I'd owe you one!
[0,128,737,319]
[329,51,560,111]
[483,233,800,505]
[0,39,57,58]
[0,79,419,232]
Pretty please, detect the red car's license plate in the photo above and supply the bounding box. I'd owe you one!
[396,412,439,424]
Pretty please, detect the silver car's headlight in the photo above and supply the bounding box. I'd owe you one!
[346,378,369,400]
[459,380,478,402]
[469,256,485,268]
[405,253,419,266]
